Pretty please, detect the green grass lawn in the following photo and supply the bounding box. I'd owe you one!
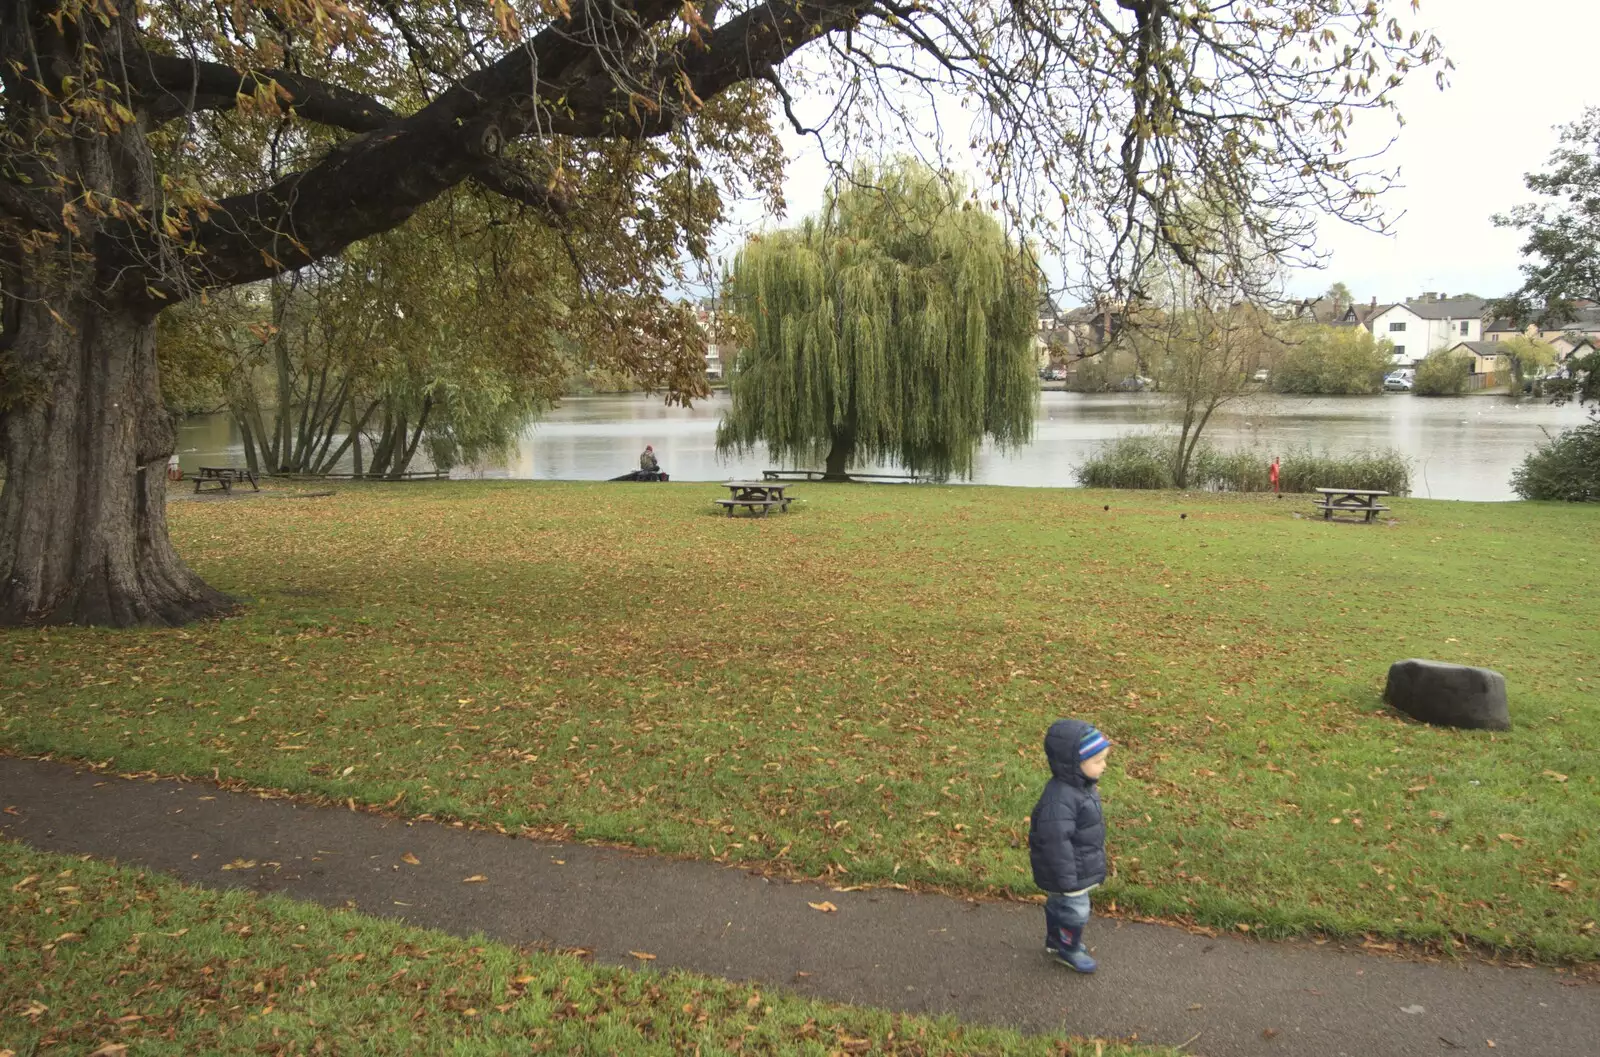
[1,843,1158,1056]
[3,481,1597,961]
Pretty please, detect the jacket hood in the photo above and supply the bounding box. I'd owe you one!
[1044,718,1095,787]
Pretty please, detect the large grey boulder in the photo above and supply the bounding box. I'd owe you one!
[1383,659,1510,731]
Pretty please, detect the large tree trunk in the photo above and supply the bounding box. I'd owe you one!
[0,8,231,627]
[823,434,853,480]
[0,295,235,626]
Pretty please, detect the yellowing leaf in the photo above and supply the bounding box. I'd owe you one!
[1543,770,1569,783]
[221,859,257,870]
[461,874,487,883]
[808,900,838,913]
[401,853,421,865]
[629,950,657,960]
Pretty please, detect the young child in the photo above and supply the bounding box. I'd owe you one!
[1029,718,1111,973]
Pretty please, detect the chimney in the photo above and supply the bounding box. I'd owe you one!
[1370,296,1377,307]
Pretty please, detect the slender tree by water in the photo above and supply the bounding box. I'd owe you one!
[718,164,1038,480]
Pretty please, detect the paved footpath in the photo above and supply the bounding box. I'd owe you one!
[2,758,1594,1057]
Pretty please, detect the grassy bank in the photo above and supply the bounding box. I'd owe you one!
[0,844,1154,1056]
[3,481,1598,961]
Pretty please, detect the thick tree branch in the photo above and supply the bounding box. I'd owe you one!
[123,0,865,296]
[130,52,399,132]
[550,0,866,137]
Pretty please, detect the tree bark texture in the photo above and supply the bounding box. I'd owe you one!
[0,286,235,626]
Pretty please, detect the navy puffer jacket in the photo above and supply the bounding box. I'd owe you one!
[1028,718,1107,894]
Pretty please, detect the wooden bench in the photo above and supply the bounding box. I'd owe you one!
[1312,487,1390,523]
[194,466,260,494]
[713,497,790,517]
[762,469,928,483]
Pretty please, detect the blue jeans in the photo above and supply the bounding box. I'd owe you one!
[1045,891,1092,950]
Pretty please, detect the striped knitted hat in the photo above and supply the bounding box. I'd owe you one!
[1078,725,1112,761]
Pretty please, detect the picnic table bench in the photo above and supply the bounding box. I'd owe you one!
[1312,487,1390,523]
[194,466,259,494]
[714,481,795,517]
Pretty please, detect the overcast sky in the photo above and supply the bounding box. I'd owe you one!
[711,0,1600,309]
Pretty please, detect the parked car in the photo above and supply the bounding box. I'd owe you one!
[1049,367,1067,380]
[1383,369,1415,392]
[1252,368,1269,383]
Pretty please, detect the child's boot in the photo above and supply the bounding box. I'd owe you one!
[1052,924,1097,973]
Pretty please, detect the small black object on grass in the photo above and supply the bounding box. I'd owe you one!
[1180,513,1187,519]
[1103,505,1109,511]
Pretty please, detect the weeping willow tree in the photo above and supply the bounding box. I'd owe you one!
[718,162,1039,480]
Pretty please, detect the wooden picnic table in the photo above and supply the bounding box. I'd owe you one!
[714,481,794,517]
[194,466,260,494]
[1312,487,1390,523]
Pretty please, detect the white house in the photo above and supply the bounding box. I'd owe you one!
[1367,295,1487,366]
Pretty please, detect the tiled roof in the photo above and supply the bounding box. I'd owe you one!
[1396,297,1487,320]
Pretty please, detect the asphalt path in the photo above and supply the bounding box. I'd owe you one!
[2,758,1593,1057]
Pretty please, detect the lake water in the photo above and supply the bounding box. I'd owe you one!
[176,391,1593,502]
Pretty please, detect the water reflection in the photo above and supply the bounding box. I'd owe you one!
[177,391,1592,502]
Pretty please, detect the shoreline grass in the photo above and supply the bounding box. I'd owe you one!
[1,843,1161,1056]
[3,481,1597,963]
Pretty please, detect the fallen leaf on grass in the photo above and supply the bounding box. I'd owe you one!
[1495,833,1527,848]
[400,853,420,866]
[10,874,38,892]
[629,950,657,960]
[21,1001,47,1020]
[1543,770,1568,783]
[87,1045,128,1057]
[808,901,838,913]
[461,875,487,883]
